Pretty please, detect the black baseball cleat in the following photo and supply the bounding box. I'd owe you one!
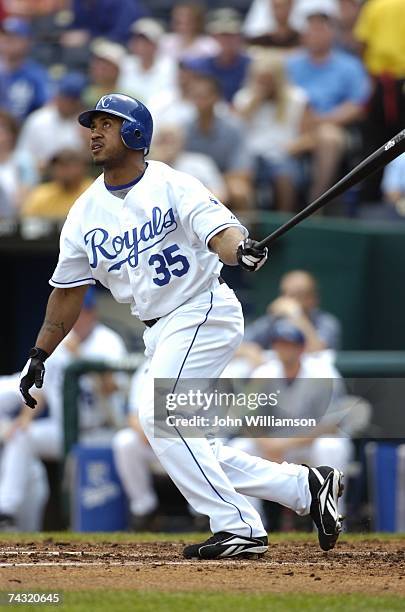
[308,466,344,551]
[183,531,268,560]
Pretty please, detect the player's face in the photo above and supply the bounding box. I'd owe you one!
[89,113,126,166]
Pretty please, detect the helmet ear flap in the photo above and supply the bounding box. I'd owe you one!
[120,119,146,150]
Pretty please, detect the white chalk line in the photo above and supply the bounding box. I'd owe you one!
[0,549,392,558]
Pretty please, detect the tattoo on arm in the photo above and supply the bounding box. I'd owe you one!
[43,319,67,338]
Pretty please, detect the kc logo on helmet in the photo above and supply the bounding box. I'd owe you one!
[100,96,112,108]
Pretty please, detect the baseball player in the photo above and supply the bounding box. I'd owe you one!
[19,93,343,559]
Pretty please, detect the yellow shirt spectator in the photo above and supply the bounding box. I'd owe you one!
[22,149,92,220]
[354,0,405,78]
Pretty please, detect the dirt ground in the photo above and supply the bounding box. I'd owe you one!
[0,538,404,595]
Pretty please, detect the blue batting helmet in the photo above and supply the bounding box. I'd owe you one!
[78,93,153,154]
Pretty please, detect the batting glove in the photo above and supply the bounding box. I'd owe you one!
[19,347,49,409]
[237,238,268,272]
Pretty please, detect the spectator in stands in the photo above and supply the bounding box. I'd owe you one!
[286,3,370,200]
[21,148,92,219]
[118,18,177,106]
[382,154,405,218]
[336,0,362,56]
[0,17,50,120]
[0,288,127,531]
[247,0,300,49]
[149,60,197,131]
[0,110,37,219]
[234,52,309,211]
[235,318,352,487]
[244,270,342,351]
[17,72,87,173]
[61,0,148,47]
[184,8,251,104]
[185,74,253,210]
[160,2,218,61]
[354,0,405,200]
[83,39,126,108]
[150,124,228,203]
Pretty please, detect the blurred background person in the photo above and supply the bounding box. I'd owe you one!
[185,8,251,104]
[0,16,50,120]
[0,109,37,219]
[244,270,342,352]
[149,60,197,131]
[354,0,405,202]
[160,2,218,61]
[60,0,148,49]
[335,0,362,55]
[118,18,177,107]
[234,319,352,503]
[0,288,128,531]
[83,39,126,108]
[286,3,370,201]
[247,0,300,49]
[234,52,309,211]
[150,124,228,203]
[185,73,253,210]
[381,154,405,218]
[112,361,162,531]
[17,72,87,174]
[21,148,92,220]
[0,374,48,531]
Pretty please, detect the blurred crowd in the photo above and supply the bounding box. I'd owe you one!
[0,0,403,220]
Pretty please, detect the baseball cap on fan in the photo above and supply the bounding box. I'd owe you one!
[91,38,126,69]
[130,18,164,45]
[270,319,306,345]
[57,72,87,98]
[206,8,242,35]
[298,0,339,20]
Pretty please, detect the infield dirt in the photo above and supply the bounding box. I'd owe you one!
[0,537,404,595]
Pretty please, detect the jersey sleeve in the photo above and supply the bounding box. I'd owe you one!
[49,206,95,288]
[175,172,248,247]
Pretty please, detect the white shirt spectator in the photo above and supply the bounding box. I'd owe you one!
[243,0,339,37]
[234,85,307,162]
[118,55,178,106]
[17,104,84,168]
[159,33,219,61]
[44,322,127,428]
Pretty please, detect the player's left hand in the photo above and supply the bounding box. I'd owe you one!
[19,348,48,409]
[237,239,268,272]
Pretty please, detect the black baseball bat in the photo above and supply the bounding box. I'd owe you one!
[256,129,405,249]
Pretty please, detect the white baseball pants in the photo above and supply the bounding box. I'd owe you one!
[137,281,311,538]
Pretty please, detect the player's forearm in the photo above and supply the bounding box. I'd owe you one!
[35,286,88,356]
[208,227,246,265]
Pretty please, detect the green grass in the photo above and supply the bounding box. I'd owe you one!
[0,531,404,544]
[2,591,405,612]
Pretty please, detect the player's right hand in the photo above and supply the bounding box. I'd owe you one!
[19,347,49,409]
[237,238,268,272]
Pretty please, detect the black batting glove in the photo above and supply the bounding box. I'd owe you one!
[237,238,268,272]
[19,347,49,409]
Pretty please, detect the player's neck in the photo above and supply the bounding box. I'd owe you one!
[103,155,146,187]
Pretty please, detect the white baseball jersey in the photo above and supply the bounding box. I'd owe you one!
[50,161,247,320]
